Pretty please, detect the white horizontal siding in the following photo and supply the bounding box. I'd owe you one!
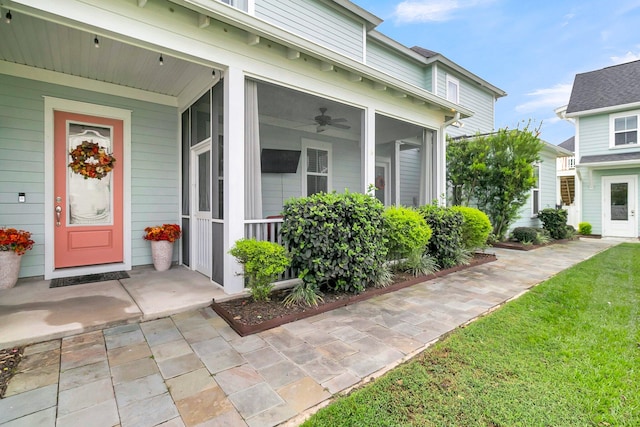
[255,0,364,61]
[367,41,425,88]
[0,73,179,278]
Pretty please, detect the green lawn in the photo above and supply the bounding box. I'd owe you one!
[303,243,640,427]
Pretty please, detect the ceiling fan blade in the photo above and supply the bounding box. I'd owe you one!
[330,123,351,130]
[331,118,348,123]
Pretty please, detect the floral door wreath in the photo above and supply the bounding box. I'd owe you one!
[375,174,385,190]
[68,141,116,180]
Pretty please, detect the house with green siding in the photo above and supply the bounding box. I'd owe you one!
[557,60,640,238]
[0,0,504,295]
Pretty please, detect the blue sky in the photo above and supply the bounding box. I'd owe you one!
[351,0,640,145]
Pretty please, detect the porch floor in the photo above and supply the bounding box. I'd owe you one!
[0,266,229,348]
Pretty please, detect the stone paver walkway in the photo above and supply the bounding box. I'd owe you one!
[0,239,621,426]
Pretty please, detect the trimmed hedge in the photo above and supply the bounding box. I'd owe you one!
[418,204,464,269]
[383,206,432,259]
[451,206,492,250]
[511,227,538,243]
[280,191,387,294]
[578,222,592,235]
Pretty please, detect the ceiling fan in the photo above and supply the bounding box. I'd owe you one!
[313,107,350,133]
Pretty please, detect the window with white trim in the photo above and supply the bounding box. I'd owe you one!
[610,112,638,147]
[531,163,541,216]
[219,0,250,12]
[446,75,459,104]
[303,141,332,196]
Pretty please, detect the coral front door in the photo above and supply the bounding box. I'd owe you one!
[54,111,124,268]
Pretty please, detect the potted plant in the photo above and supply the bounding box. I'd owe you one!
[143,224,181,271]
[0,227,35,289]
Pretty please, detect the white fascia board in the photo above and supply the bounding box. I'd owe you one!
[541,141,573,157]
[577,160,640,170]
[171,0,472,117]
[565,101,640,118]
[323,0,383,30]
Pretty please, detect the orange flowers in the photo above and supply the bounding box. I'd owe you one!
[68,141,116,180]
[0,228,35,255]
[143,224,182,242]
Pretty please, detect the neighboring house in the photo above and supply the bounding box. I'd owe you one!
[557,60,640,238]
[0,0,504,294]
[508,141,573,232]
[556,136,579,227]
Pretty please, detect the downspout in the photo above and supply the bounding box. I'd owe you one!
[437,112,460,206]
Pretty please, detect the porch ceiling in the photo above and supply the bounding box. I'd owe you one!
[0,11,213,99]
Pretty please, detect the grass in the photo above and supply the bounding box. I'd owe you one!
[303,243,640,427]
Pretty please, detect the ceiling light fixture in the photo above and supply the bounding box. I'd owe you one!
[94,36,100,48]
[5,10,12,24]
[159,54,164,65]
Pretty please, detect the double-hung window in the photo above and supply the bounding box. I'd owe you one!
[611,112,638,147]
[446,75,459,104]
[531,163,541,216]
[303,140,331,196]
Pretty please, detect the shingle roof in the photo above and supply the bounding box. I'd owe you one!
[410,46,439,59]
[566,60,640,114]
[580,151,640,164]
[558,136,574,152]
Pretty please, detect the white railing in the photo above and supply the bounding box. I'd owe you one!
[557,156,576,171]
[244,217,297,281]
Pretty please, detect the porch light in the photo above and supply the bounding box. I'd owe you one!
[5,10,11,24]
[94,36,100,48]
[212,69,216,78]
[159,54,164,65]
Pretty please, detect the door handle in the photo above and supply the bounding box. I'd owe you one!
[632,210,636,217]
[55,205,62,227]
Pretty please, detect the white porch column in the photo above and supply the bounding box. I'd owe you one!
[223,66,245,294]
[363,108,376,192]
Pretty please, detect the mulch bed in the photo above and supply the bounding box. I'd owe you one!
[212,252,497,336]
[0,347,23,399]
[492,238,576,251]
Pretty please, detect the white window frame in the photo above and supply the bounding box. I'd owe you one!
[609,111,639,148]
[302,139,332,196]
[446,75,460,104]
[219,0,253,13]
[531,163,541,217]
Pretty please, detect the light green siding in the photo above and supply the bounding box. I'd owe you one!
[366,41,425,88]
[510,148,559,231]
[0,73,179,278]
[578,114,609,157]
[255,0,364,61]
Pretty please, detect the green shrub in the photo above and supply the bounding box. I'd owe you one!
[280,191,388,294]
[511,227,538,244]
[578,222,592,235]
[383,206,432,259]
[229,239,290,302]
[418,204,465,269]
[451,206,492,250]
[537,208,569,240]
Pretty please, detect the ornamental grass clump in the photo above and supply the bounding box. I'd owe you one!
[229,239,290,302]
[143,224,182,242]
[0,227,35,255]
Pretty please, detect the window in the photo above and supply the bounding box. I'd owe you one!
[219,0,249,12]
[611,112,638,147]
[303,141,331,196]
[446,75,459,104]
[531,163,541,216]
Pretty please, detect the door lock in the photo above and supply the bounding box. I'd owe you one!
[55,205,62,227]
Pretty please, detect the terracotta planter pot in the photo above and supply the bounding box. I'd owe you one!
[151,240,174,272]
[0,251,22,289]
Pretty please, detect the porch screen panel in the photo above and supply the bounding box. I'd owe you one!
[181,218,190,267]
[191,91,211,146]
[182,110,190,215]
[212,84,224,220]
[212,222,224,285]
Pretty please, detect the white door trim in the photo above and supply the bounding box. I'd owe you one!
[601,174,637,238]
[190,140,213,277]
[44,96,132,279]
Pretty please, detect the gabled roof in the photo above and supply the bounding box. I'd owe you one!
[410,46,507,98]
[558,136,575,153]
[566,60,640,114]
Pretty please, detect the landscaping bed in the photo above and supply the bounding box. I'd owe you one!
[492,238,576,251]
[0,347,23,399]
[212,252,496,336]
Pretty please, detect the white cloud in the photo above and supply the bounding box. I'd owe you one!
[393,0,492,23]
[515,84,573,114]
[611,51,640,64]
